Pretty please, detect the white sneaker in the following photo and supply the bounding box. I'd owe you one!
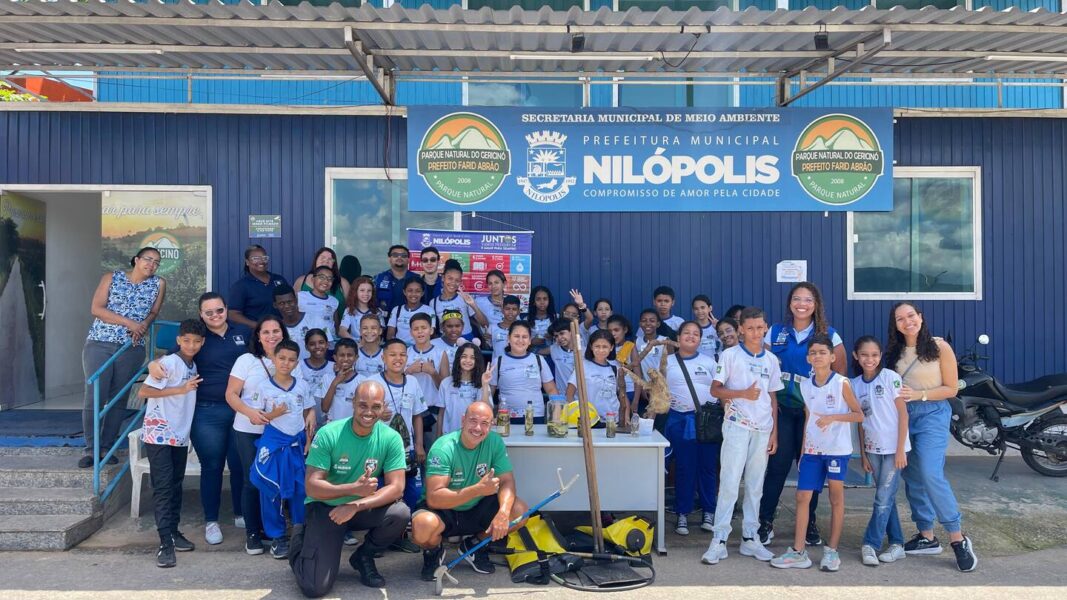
[343,531,359,546]
[700,512,714,532]
[204,521,223,545]
[861,544,879,566]
[739,538,774,561]
[879,544,906,563]
[701,540,728,565]
[234,516,245,529]
[675,514,690,536]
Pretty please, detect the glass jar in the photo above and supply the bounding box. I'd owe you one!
[497,409,511,437]
[605,412,617,438]
[547,394,568,438]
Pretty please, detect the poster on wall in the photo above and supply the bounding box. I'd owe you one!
[101,190,210,322]
[407,228,534,310]
[407,106,893,212]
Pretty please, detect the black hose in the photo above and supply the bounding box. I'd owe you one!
[549,556,656,593]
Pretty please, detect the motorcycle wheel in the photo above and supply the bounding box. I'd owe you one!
[1021,416,1067,477]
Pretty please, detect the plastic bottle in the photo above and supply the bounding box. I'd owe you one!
[524,400,535,436]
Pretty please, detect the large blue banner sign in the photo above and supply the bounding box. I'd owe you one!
[407,107,893,212]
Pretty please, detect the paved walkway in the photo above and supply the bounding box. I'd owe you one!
[3,455,1066,599]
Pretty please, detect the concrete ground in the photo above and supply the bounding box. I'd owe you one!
[2,455,1066,599]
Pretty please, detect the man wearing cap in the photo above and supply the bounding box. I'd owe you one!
[411,402,529,581]
[289,380,410,596]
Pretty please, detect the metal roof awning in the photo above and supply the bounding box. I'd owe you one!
[3,1,1067,104]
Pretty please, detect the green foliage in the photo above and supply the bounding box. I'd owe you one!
[0,83,39,102]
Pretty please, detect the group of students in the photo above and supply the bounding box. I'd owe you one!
[129,242,978,578]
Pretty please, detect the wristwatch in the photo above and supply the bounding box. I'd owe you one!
[921,390,928,402]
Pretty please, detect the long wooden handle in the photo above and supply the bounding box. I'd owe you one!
[570,318,604,553]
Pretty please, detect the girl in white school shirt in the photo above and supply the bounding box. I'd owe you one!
[436,343,494,437]
[338,275,384,343]
[489,321,559,424]
[566,330,628,426]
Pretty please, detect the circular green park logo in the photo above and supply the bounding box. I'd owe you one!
[792,114,884,205]
[141,232,181,276]
[417,112,511,205]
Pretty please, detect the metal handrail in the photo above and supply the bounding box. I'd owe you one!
[88,320,179,500]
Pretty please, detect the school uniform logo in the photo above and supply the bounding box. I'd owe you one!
[233,335,245,346]
[874,384,885,398]
[430,456,442,468]
[517,131,576,204]
[825,394,836,409]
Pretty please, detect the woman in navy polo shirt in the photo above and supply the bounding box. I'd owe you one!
[758,282,847,547]
[228,245,289,328]
[148,292,251,546]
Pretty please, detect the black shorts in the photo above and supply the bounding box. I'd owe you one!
[416,495,500,538]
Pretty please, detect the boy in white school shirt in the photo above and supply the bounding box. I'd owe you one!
[702,307,784,566]
[137,319,205,568]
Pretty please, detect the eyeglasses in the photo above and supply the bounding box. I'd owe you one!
[202,308,226,317]
[791,296,815,305]
[313,274,335,282]
[422,256,439,262]
[139,256,162,266]
[249,256,270,263]
[389,252,409,259]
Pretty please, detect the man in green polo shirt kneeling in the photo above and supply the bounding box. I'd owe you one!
[289,380,410,597]
[412,402,530,581]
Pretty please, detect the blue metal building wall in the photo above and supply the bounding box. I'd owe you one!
[739,78,1063,109]
[0,110,404,301]
[0,111,1063,383]
[465,117,1067,384]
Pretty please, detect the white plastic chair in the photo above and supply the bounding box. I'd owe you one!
[128,428,205,518]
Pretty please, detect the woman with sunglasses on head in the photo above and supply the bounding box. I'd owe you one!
[81,247,166,469]
[146,292,251,547]
[292,247,349,310]
[228,245,290,328]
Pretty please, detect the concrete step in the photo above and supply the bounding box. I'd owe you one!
[0,487,99,516]
[0,455,125,489]
[0,446,84,457]
[0,514,102,551]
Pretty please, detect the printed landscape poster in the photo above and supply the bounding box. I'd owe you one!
[0,192,46,408]
[101,190,210,323]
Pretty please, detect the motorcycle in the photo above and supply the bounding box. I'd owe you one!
[950,334,1067,481]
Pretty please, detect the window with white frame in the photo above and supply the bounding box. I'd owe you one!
[848,167,982,300]
[325,169,454,277]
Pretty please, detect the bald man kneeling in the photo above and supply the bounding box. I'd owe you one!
[412,402,529,581]
[289,380,410,597]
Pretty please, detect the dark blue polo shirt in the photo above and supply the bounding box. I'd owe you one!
[228,271,289,322]
[373,269,416,311]
[174,323,252,403]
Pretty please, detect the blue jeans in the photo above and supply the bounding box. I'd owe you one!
[189,401,244,522]
[901,401,962,534]
[862,452,905,548]
[664,410,720,515]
